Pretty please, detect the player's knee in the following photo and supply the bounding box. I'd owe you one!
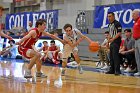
[35,52,41,57]
[62,58,67,63]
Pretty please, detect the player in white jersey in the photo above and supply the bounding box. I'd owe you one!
[62,24,93,75]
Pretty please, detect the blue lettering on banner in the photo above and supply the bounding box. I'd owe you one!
[5,10,59,31]
[94,3,140,28]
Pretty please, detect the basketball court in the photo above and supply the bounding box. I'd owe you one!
[0,0,140,93]
[0,58,139,93]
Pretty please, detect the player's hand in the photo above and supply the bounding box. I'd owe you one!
[108,38,114,43]
[63,40,68,44]
[120,51,126,55]
[16,42,20,45]
[7,36,13,40]
[79,37,84,42]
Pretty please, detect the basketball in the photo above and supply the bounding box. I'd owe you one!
[89,42,100,52]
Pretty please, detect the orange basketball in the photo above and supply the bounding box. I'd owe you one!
[89,42,100,52]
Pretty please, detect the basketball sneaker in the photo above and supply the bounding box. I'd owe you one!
[24,69,32,78]
[101,65,110,70]
[61,69,66,76]
[78,65,83,74]
[96,62,104,69]
[134,72,140,76]
[36,72,47,78]
[54,78,63,88]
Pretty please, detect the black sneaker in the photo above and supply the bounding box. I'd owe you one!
[105,70,114,74]
[61,69,65,76]
[115,71,121,76]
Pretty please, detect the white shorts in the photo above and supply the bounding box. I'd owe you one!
[62,44,78,59]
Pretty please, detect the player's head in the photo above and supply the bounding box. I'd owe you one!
[63,24,73,36]
[108,12,115,23]
[50,40,55,47]
[0,6,4,16]
[36,19,46,31]
[104,31,109,39]
[124,29,132,37]
[29,21,33,27]
[8,40,15,45]
[43,41,48,46]
[132,9,140,21]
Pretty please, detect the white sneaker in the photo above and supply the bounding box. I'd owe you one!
[96,63,104,69]
[95,62,101,67]
[67,61,78,68]
[24,70,32,78]
[7,75,14,79]
[47,79,50,85]
[101,65,110,70]
[124,67,132,72]
[77,65,83,74]
[54,78,63,88]
[120,66,125,71]
[134,72,140,76]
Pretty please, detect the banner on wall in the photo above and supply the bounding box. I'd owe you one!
[5,10,59,31]
[94,3,140,28]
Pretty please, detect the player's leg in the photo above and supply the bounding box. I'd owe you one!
[73,50,83,74]
[35,56,47,77]
[47,51,54,63]
[1,50,10,57]
[61,51,71,76]
[53,51,59,64]
[58,52,63,63]
[44,53,48,60]
[24,49,41,78]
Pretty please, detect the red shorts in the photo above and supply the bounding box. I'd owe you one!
[18,46,31,59]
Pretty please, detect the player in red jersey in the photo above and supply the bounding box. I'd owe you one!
[17,19,64,78]
[39,41,49,62]
[47,40,60,64]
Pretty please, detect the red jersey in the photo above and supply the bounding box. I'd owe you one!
[133,17,140,40]
[43,46,48,51]
[20,28,42,49]
[120,39,125,47]
[49,46,57,51]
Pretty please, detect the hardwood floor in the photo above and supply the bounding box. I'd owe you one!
[0,60,140,93]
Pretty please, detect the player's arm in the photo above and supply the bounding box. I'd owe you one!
[2,46,10,51]
[0,30,13,40]
[16,30,35,45]
[119,46,126,53]
[55,46,60,52]
[42,31,65,44]
[76,31,93,43]
[63,35,83,48]
[43,49,48,54]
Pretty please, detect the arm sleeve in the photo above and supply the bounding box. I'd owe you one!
[115,22,122,33]
[101,39,108,46]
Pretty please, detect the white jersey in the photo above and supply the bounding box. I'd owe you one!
[63,29,80,59]
[64,29,79,43]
